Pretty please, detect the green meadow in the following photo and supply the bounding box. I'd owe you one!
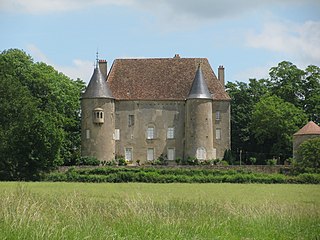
[0,182,319,239]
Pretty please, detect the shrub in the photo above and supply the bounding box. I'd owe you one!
[117,157,127,166]
[249,157,257,165]
[187,157,199,165]
[219,160,229,166]
[175,158,182,165]
[76,156,100,166]
[44,166,320,184]
[223,149,235,165]
[296,137,320,169]
[266,158,277,166]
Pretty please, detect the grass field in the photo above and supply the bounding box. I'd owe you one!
[0,182,319,239]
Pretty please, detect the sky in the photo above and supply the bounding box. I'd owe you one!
[1,0,320,84]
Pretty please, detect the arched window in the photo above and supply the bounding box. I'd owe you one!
[196,147,206,160]
[147,127,154,139]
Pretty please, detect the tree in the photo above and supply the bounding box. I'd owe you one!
[269,61,305,108]
[303,65,320,123]
[0,49,85,180]
[226,79,269,162]
[251,95,307,162]
[269,62,320,124]
[296,137,320,170]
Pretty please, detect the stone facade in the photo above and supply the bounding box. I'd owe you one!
[81,56,231,163]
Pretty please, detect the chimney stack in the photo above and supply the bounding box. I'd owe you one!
[218,65,225,88]
[98,59,108,79]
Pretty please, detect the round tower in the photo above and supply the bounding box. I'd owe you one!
[81,61,115,161]
[185,64,214,160]
[293,121,320,158]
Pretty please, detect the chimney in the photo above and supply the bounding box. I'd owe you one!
[218,65,225,88]
[173,54,180,58]
[98,59,108,79]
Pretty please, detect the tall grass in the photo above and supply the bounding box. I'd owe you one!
[0,183,319,239]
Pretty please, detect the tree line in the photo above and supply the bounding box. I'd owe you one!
[0,49,319,180]
[226,61,320,164]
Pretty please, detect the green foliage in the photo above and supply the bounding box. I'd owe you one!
[116,155,127,166]
[249,157,257,165]
[185,156,198,165]
[226,79,269,162]
[152,154,168,165]
[0,49,85,180]
[266,158,277,166]
[76,156,100,166]
[44,167,320,184]
[296,137,320,170]
[251,95,307,161]
[223,149,235,164]
[227,62,320,163]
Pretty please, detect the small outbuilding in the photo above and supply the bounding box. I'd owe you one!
[293,121,320,158]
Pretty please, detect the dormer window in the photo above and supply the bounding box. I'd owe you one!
[93,108,104,124]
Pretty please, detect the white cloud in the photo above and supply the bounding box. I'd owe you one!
[246,20,320,65]
[2,0,319,18]
[0,0,134,14]
[27,44,93,82]
[57,59,93,83]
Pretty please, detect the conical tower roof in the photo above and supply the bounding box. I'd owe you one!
[187,64,212,99]
[81,64,113,99]
[293,121,320,136]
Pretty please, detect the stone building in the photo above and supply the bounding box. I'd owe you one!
[293,121,320,158]
[81,55,231,163]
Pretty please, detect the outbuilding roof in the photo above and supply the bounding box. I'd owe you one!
[107,57,230,100]
[293,121,320,136]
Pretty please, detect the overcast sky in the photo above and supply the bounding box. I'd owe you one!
[1,0,319,83]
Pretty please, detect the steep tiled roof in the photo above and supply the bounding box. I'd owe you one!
[82,64,113,99]
[294,121,320,136]
[107,58,230,100]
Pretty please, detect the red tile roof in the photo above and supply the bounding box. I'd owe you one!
[294,121,320,136]
[107,58,230,100]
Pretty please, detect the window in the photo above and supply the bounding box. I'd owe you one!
[147,148,154,161]
[196,147,206,160]
[128,115,134,127]
[167,148,175,161]
[86,129,90,139]
[167,127,175,139]
[216,111,221,121]
[125,148,133,161]
[114,129,120,140]
[216,128,221,140]
[93,108,104,124]
[147,127,154,139]
[212,148,217,160]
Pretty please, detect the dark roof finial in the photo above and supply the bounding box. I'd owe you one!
[95,50,99,68]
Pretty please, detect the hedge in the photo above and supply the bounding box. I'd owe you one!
[44,167,320,184]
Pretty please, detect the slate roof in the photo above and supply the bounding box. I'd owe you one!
[107,57,230,100]
[187,64,212,99]
[293,121,320,136]
[82,64,113,99]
